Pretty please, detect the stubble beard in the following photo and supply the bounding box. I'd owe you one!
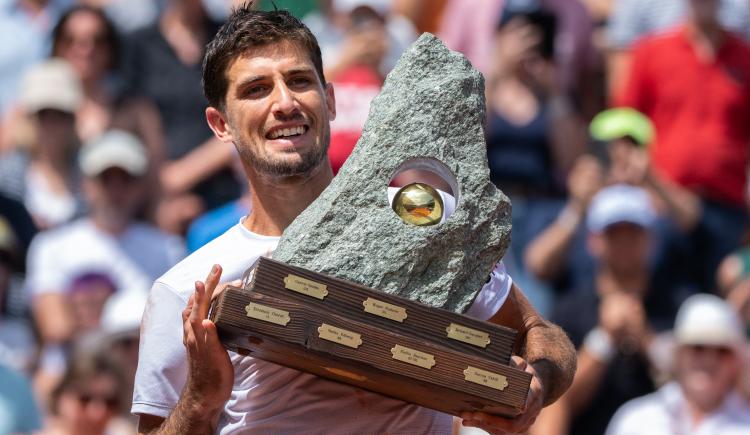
[236,127,330,178]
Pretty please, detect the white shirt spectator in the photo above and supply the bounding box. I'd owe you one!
[606,382,750,435]
[26,217,184,298]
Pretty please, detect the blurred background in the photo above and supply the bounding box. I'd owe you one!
[1,0,749,434]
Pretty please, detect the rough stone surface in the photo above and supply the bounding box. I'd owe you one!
[273,33,511,313]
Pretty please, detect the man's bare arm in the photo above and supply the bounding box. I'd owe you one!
[489,283,577,406]
[137,265,234,435]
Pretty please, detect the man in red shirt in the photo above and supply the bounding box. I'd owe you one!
[616,0,750,291]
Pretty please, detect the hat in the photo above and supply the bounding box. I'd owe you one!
[674,293,744,349]
[100,289,147,337]
[79,130,148,177]
[333,0,390,15]
[19,59,83,114]
[590,108,654,147]
[586,184,656,232]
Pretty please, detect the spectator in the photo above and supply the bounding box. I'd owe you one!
[25,130,184,403]
[606,0,750,95]
[43,351,133,435]
[530,184,693,435]
[615,0,750,291]
[606,293,750,435]
[122,0,240,233]
[0,59,85,230]
[50,5,165,161]
[0,0,71,118]
[484,0,587,305]
[525,108,701,293]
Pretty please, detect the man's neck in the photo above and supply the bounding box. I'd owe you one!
[243,163,334,237]
[89,210,131,236]
[685,20,725,61]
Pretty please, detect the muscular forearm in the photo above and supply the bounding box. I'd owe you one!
[139,396,220,435]
[492,285,577,407]
[521,320,577,406]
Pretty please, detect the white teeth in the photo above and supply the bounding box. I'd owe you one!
[269,126,305,139]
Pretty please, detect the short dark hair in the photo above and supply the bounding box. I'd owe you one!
[51,5,120,70]
[202,3,326,110]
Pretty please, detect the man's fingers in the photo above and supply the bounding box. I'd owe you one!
[199,264,223,319]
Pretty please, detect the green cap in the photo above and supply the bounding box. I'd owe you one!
[589,108,654,147]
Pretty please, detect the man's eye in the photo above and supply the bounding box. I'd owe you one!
[244,85,268,97]
[289,77,311,87]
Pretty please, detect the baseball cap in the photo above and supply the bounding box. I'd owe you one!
[589,108,654,147]
[586,184,656,232]
[19,59,83,114]
[79,130,148,177]
[333,0,390,16]
[674,293,744,349]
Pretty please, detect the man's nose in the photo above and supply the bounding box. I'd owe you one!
[271,82,298,116]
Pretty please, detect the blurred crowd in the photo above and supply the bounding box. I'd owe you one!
[0,0,749,434]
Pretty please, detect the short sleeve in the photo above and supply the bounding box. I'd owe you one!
[25,234,66,295]
[131,282,189,418]
[464,261,513,321]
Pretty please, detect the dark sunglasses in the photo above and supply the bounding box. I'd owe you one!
[76,392,120,409]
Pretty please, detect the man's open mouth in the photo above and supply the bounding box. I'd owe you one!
[266,125,309,139]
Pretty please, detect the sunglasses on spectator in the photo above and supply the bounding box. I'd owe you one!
[75,392,120,410]
[683,344,734,357]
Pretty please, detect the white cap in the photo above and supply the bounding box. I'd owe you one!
[333,0,391,15]
[674,293,745,349]
[19,58,83,114]
[586,184,656,232]
[79,130,148,177]
[100,289,148,337]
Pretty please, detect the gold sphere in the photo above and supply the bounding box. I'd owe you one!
[392,182,444,226]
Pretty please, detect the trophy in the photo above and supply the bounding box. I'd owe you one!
[210,34,531,418]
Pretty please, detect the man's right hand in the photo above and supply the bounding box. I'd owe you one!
[181,264,234,416]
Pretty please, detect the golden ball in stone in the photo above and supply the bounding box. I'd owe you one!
[392,182,444,226]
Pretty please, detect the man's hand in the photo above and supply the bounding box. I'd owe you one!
[460,356,545,434]
[181,264,234,417]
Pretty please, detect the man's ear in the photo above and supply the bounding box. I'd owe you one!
[325,82,336,121]
[206,107,234,144]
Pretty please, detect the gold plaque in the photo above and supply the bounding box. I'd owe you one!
[390,345,436,369]
[317,323,362,349]
[446,323,491,348]
[363,297,408,322]
[463,366,508,391]
[245,303,291,326]
[284,274,328,300]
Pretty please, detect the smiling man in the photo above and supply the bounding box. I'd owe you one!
[132,4,575,434]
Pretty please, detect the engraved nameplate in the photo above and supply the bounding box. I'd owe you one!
[446,323,491,348]
[363,297,408,322]
[463,366,508,391]
[390,345,436,369]
[284,274,329,300]
[245,303,291,326]
[318,323,362,349]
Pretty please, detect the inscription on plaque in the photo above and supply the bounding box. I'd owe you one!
[463,366,508,391]
[446,323,491,348]
[245,303,291,326]
[363,297,408,322]
[390,345,436,369]
[284,274,328,300]
[317,323,362,349]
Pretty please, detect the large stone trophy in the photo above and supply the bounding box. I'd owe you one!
[210,34,531,418]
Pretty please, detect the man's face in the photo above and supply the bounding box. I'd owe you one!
[83,167,145,220]
[689,0,720,27]
[218,40,336,178]
[590,222,651,275]
[676,344,741,411]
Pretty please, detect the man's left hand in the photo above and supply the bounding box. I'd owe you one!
[460,356,545,434]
